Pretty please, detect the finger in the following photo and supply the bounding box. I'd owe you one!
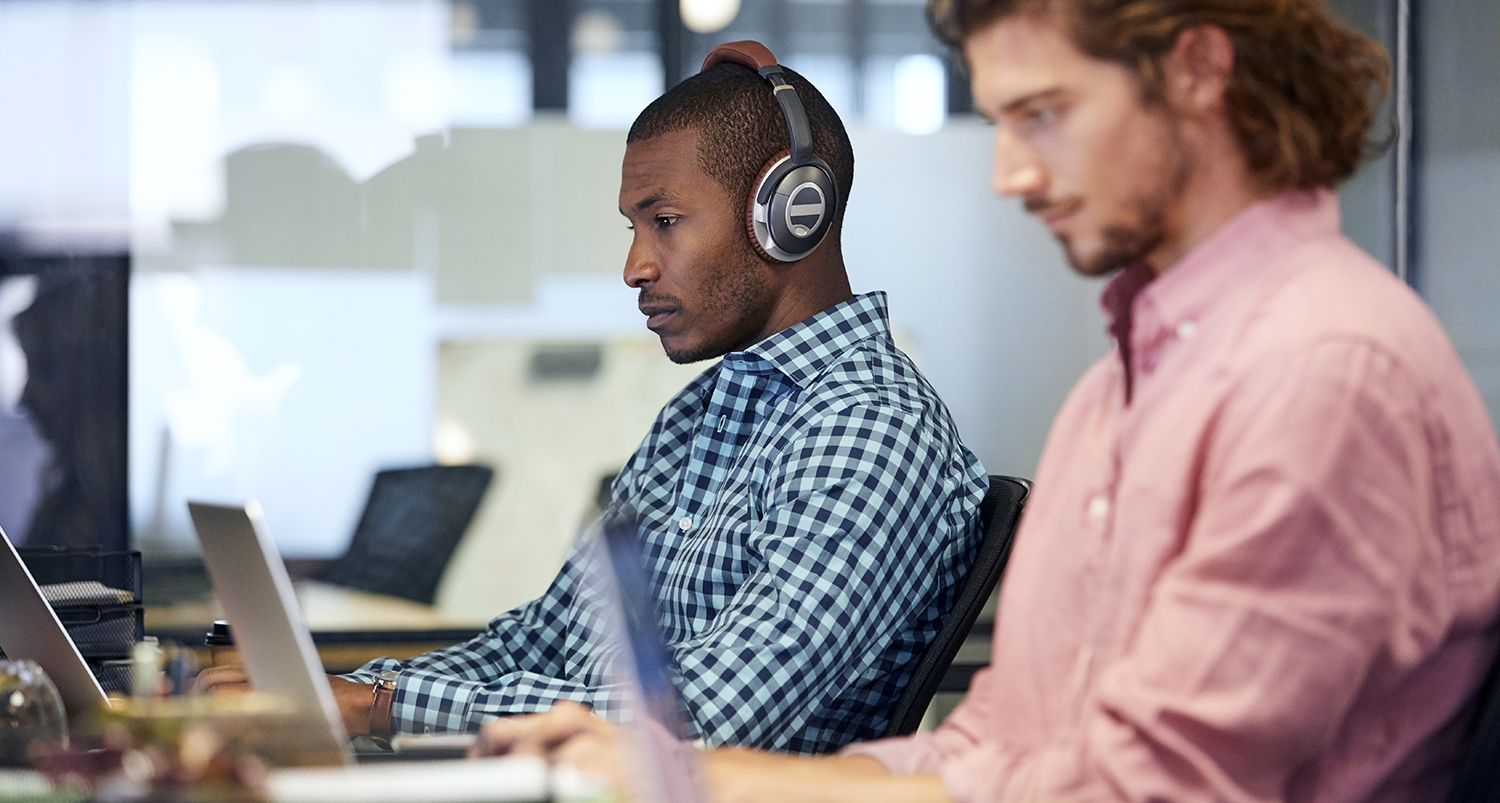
[552,732,620,778]
[475,713,552,757]
[474,703,604,757]
[194,665,251,694]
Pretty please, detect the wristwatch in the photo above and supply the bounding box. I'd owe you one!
[369,670,399,743]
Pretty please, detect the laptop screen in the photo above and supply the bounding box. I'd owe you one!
[596,521,690,740]
[587,519,703,803]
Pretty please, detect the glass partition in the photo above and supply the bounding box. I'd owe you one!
[0,0,1490,617]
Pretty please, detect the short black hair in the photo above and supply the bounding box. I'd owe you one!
[628,63,855,228]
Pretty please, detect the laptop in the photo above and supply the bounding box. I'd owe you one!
[187,501,551,801]
[589,520,704,803]
[0,527,112,717]
[187,501,353,764]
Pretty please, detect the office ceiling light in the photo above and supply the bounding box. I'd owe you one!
[893,54,946,135]
[680,0,740,34]
[573,10,624,55]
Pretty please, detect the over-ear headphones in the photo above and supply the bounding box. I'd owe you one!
[700,41,839,263]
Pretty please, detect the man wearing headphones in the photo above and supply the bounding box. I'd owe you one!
[199,43,988,755]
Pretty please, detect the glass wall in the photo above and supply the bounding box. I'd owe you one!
[0,0,1491,616]
[1415,0,1500,427]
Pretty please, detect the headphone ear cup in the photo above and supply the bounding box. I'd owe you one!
[772,162,836,249]
[745,150,792,263]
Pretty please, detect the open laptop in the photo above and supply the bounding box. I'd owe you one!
[0,526,112,717]
[188,501,551,801]
[589,519,704,803]
[186,502,354,764]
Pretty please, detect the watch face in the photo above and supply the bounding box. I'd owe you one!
[377,670,399,685]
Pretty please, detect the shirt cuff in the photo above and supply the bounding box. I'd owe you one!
[936,741,1029,803]
[389,670,481,735]
[340,657,402,686]
[839,733,942,775]
[840,732,1028,801]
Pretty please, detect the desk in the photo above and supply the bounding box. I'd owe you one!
[145,581,490,673]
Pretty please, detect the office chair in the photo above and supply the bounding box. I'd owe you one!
[884,475,1030,737]
[316,464,495,605]
[1446,643,1500,803]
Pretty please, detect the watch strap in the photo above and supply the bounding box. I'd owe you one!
[369,671,398,742]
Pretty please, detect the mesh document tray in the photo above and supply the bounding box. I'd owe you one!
[87,658,134,695]
[17,547,142,604]
[10,547,144,662]
[54,604,143,659]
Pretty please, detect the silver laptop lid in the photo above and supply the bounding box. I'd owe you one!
[187,501,353,765]
[0,527,110,717]
[590,520,703,803]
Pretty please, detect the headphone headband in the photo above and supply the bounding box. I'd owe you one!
[701,41,814,165]
[701,41,778,72]
[699,40,838,263]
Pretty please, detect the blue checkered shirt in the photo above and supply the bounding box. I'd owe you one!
[345,292,987,754]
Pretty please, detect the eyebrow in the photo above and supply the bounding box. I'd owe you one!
[622,192,671,217]
[1001,87,1067,116]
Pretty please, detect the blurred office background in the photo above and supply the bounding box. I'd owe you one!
[0,0,1492,620]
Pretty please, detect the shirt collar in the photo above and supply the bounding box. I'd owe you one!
[723,292,891,388]
[1143,189,1337,331]
[1102,189,1340,348]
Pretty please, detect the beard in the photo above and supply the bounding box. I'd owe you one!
[1046,119,1195,277]
[1059,212,1169,277]
[649,241,775,365]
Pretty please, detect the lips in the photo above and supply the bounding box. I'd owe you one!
[1026,197,1082,232]
[1039,208,1077,232]
[638,304,679,331]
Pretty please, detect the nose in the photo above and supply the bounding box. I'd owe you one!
[623,237,659,288]
[991,127,1046,198]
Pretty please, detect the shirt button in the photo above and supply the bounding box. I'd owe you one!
[1176,320,1198,341]
[1087,496,1110,521]
[678,517,692,531]
[1076,645,1094,674]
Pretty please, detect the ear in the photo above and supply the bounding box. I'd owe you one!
[1162,24,1234,117]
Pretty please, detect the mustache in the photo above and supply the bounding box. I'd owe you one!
[637,290,683,314]
[1023,195,1082,217]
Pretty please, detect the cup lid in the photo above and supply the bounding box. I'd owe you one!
[205,620,234,646]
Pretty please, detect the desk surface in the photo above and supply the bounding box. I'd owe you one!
[146,581,491,673]
[146,580,490,632]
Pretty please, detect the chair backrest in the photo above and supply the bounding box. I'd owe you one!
[1446,645,1500,803]
[317,464,494,605]
[884,475,1030,737]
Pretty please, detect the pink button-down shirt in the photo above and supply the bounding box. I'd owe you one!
[849,190,1500,801]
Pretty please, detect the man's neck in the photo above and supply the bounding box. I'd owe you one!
[760,248,855,340]
[1148,121,1274,276]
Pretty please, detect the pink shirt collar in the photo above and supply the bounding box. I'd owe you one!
[1100,189,1340,401]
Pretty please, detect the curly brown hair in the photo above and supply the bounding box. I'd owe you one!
[928,0,1391,191]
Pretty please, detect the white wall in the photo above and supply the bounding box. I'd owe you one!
[843,122,1110,477]
[0,1,131,238]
